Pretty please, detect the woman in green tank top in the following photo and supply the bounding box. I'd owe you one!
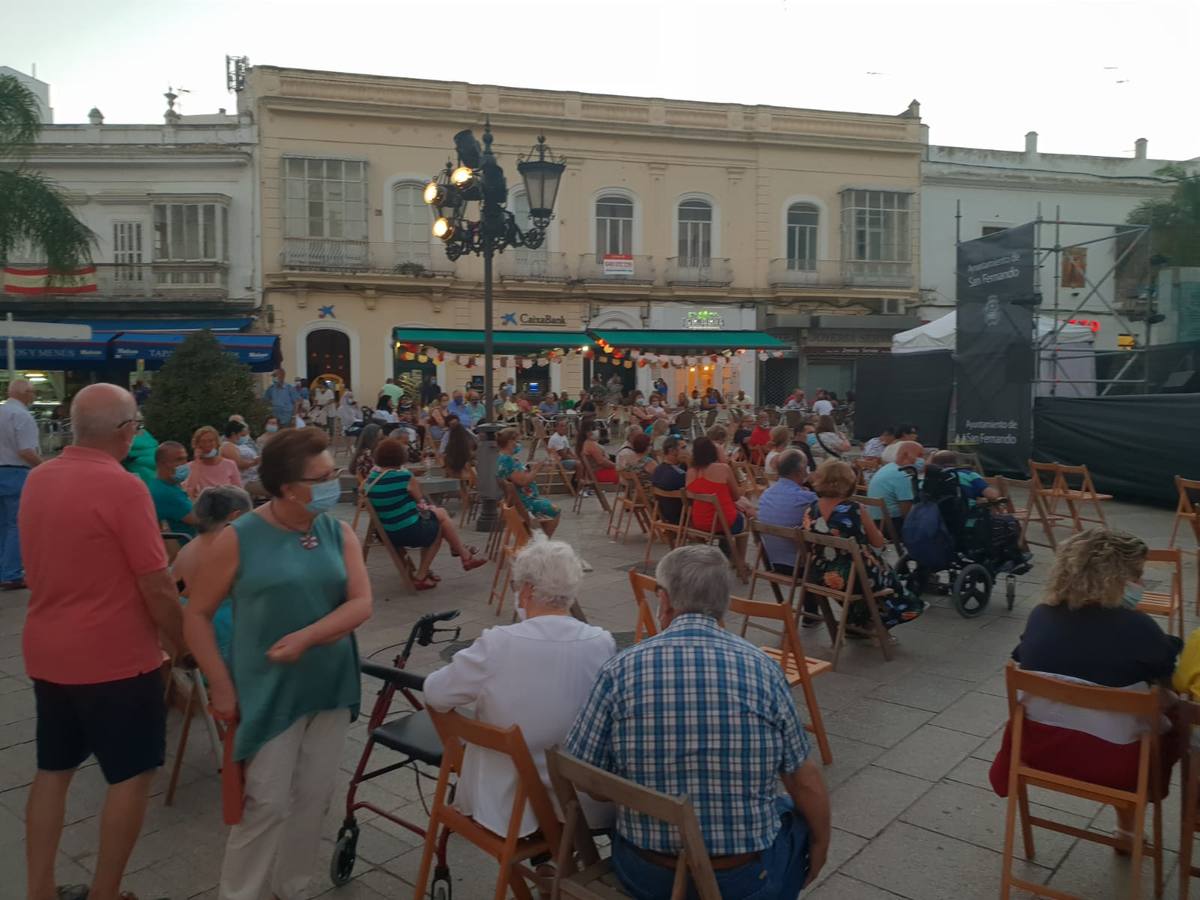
[182,427,372,899]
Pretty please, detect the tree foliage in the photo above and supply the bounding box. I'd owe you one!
[0,74,94,270]
[142,331,269,446]
[1127,164,1200,267]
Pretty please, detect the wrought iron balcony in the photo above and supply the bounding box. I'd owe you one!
[768,258,914,290]
[841,259,913,288]
[497,250,569,282]
[281,237,370,270]
[576,254,656,283]
[1,263,228,299]
[664,257,732,286]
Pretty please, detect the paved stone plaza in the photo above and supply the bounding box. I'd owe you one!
[0,494,1195,900]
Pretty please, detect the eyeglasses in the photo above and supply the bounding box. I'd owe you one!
[297,466,344,484]
[116,419,145,432]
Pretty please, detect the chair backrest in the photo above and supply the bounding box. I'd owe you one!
[364,500,416,572]
[684,489,729,541]
[749,519,805,573]
[1054,462,1098,494]
[728,594,806,673]
[619,469,650,507]
[851,494,896,544]
[427,708,563,848]
[1144,547,1182,597]
[502,502,534,549]
[546,748,722,900]
[674,409,693,430]
[1005,660,1160,718]
[1029,460,1060,490]
[1176,476,1200,516]
[799,530,872,599]
[628,570,660,641]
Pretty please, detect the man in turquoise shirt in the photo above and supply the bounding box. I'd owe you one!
[866,440,923,538]
[147,441,197,536]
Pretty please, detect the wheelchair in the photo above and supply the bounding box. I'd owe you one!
[895,465,1032,618]
[330,610,461,894]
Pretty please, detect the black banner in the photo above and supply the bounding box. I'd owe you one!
[854,351,953,449]
[955,223,1037,475]
[1035,394,1200,506]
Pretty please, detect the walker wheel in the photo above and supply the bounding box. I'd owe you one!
[952,564,992,618]
[431,876,452,900]
[330,823,359,886]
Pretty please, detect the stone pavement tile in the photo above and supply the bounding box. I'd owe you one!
[874,724,985,782]
[807,873,906,899]
[969,724,1005,761]
[819,735,885,792]
[0,841,92,900]
[147,841,227,895]
[944,755,996,792]
[350,819,416,867]
[0,676,29,696]
[1045,831,1178,900]
[0,742,34,792]
[1091,791,1183,852]
[0,688,32,726]
[929,690,1009,737]
[868,670,974,714]
[917,645,1008,684]
[900,780,1084,870]
[829,765,933,840]
[805,669,881,716]
[974,668,1009,697]
[822,698,933,749]
[842,821,1052,900]
[1024,783,1103,820]
[0,796,22,845]
[311,871,391,899]
[806,827,867,892]
[383,838,508,900]
[353,866,414,897]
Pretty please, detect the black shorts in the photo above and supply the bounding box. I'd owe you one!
[34,670,166,784]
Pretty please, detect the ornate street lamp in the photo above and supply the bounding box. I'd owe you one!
[424,120,566,531]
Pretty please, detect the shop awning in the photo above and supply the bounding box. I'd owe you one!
[11,333,118,369]
[589,329,790,352]
[393,328,591,354]
[54,317,255,334]
[111,333,281,372]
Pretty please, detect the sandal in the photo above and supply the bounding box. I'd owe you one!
[427,572,442,583]
[413,575,438,591]
[461,555,487,572]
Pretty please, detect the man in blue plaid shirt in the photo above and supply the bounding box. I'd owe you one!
[565,545,831,898]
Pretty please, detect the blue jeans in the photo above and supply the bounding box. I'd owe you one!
[611,797,810,900]
[0,466,28,582]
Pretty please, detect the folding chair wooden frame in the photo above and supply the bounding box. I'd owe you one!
[796,531,893,668]
[628,569,660,642]
[999,662,1164,900]
[572,457,615,516]
[681,490,751,582]
[458,467,479,528]
[729,595,833,765]
[361,502,419,596]
[164,661,225,806]
[1030,461,1112,535]
[1000,475,1058,551]
[1170,476,1200,550]
[1135,548,1185,637]
[608,471,652,543]
[1177,697,1200,900]
[415,709,562,900]
[488,503,534,618]
[746,520,807,610]
[851,495,900,550]
[642,488,687,567]
[546,748,722,900]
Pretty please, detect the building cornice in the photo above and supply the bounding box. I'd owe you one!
[922,167,1174,197]
[23,145,253,167]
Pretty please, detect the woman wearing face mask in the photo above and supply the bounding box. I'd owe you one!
[183,427,372,900]
[220,419,261,489]
[808,414,850,464]
[989,528,1183,849]
[337,390,363,438]
[575,415,618,485]
[365,438,485,590]
[184,425,242,499]
[256,416,281,451]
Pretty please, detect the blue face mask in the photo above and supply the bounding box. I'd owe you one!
[806,434,817,446]
[238,435,253,446]
[914,458,926,473]
[514,442,524,456]
[1121,582,1144,610]
[173,464,190,484]
[306,479,341,513]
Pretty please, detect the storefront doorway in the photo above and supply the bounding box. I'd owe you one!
[306,329,351,389]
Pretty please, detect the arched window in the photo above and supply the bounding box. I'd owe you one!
[392,183,431,267]
[677,199,712,267]
[595,195,633,261]
[786,203,819,271]
[306,328,351,388]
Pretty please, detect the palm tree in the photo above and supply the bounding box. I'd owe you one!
[0,74,94,270]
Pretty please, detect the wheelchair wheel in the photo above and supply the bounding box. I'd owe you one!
[330,823,359,886]
[431,877,452,900]
[952,564,992,618]
[1006,575,1016,610]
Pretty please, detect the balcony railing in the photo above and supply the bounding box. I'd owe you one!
[664,257,732,286]
[576,254,656,283]
[497,251,569,282]
[279,239,461,277]
[282,237,370,270]
[768,258,913,289]
[1,263,228,299]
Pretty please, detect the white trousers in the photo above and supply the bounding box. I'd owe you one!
[219,708,350,900]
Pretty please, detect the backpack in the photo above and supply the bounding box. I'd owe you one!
[902,497,956,569]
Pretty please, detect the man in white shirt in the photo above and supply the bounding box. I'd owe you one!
[546,418,577,471]
[0,379,42,589]
[423,537,615,836]
[812,390,834,417]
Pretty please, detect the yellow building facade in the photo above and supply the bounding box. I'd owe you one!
[242,66,923,404]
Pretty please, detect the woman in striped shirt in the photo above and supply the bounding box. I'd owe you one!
[366,438,486,590]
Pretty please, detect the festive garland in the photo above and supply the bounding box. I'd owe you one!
[396,340,786,369]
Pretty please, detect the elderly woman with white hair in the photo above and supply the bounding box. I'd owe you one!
[422,535,616,836]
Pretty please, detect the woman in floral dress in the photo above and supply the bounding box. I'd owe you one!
[801,459,923,630]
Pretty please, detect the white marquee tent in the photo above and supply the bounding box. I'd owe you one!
[891,312,1097,397]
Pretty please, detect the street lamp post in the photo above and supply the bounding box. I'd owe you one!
[424,121,565,532]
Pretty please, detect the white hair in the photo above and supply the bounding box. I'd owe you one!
[888,440,922,463]
[509,534,584,610]
[655,545,732,620]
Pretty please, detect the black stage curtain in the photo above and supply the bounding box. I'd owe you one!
[854,351,953,448]
[1034,393,1200,506]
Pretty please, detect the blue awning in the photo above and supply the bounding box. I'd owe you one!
[11,333,118,368]
[53,317,254,334]
[111,332,281,372]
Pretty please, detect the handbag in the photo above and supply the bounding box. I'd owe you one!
[815,432,843,460]
[210,706,244,825]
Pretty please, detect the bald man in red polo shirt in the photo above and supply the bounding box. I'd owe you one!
[20,383,183,900]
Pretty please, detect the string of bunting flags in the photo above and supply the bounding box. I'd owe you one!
[395,340,786,369]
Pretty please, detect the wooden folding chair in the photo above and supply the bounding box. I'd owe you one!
[1170,476,1200,549]
[642,488,687,567]
[1135,548,1185,637]
[350,473,368,535]
[796,532,894,668]
[609,471,652,543]
[160,529,190,565]
[458,466,480,528]
[488,503,534,617]
[729,595,832,764]
[956,451,984,474]
[681,490,750,582]
[746,520,807,609]
[572,457,614,515]
[851,495,900,549]
[164,660,225,806]
[1031,461,1112,536]
[1177,697,1200,900]
[999,662,1164,900]
[414,709,562,900]
[361,502,419,595]
[526,417,548,463]
[628,570,660,642]
[1004,474,1058,551]
[547,748,721,900]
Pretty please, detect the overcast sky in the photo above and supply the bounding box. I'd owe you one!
[3,0,1196,160]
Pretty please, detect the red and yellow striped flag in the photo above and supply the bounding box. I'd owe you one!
[3,265,98,295]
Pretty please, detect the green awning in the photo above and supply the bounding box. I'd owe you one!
[394,328,591,354]
[589,329,789,352]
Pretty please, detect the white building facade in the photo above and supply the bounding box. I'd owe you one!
[920,131,1181,351]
